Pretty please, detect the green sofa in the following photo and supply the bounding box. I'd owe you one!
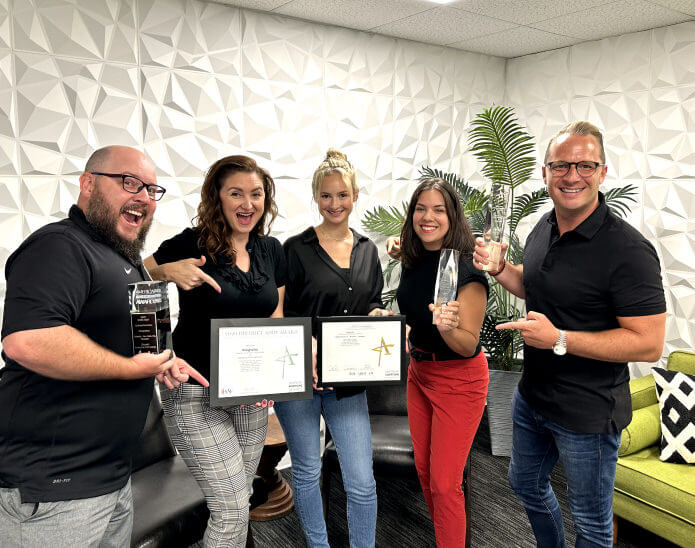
[613,350,695,547]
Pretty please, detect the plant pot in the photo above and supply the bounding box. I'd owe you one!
[487,369,522,457]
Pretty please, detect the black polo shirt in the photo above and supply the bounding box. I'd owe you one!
[152,228,287,382]
[284,227,384,397]
[520,194,666,434]
[0,205,153,502]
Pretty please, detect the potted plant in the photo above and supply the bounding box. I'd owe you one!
[362,105,638,455]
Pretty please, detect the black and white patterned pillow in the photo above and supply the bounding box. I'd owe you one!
[652,367,695,464]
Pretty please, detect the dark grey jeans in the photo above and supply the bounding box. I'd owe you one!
[0,479,132,547]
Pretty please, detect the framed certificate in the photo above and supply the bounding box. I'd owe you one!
[210,318,313,407]
[317,315,407,387]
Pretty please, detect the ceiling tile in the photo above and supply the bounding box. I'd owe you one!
[451,26,577,58]
[648,0,695,16]
[448,0,608,25]
[531,0,692,41]
[213,0,290,9]
[372,6,516,45]
[274,0,432,30]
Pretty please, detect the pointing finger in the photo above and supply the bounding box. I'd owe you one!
[200,271,222,293]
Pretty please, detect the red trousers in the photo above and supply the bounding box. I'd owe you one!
[407,352,489,547]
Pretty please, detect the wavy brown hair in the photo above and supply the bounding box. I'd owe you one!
[400,178,475,269]
[195,155,278,264]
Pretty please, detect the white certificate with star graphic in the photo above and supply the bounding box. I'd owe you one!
[317,315,407,387]
[210,318,313,407]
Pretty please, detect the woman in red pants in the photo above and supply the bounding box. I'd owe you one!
[387,178,489,547]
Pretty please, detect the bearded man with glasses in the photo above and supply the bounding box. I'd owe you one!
[0,145,206,546]
[473,121,666,547]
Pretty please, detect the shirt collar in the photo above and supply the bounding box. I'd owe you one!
[546,192,609,240]
[301,226,368,244]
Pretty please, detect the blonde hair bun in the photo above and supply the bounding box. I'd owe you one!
[311,147,357,200]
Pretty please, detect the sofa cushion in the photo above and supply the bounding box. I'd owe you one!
[630,374,658,410]
[615,445,695,526]
[653,367,695,464]
[667,350,695,377]
[619,403,661,457]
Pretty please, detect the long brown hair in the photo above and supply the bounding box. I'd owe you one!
[195,155,278,264]
[400,178,475,268]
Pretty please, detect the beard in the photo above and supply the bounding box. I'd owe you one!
[85,185,153,264]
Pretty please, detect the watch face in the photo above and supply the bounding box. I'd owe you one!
[553,343,567,356]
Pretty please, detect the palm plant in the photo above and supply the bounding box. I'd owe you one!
[362,105,638,371]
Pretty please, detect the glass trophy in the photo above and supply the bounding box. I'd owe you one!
[432,249,459,325]
[128,281,171,354]
[482,182,511,272]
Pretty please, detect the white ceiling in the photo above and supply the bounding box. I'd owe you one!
[210,0,695,58]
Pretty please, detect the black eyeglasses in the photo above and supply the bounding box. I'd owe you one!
[545,161,605,177]
[90,172,166,201]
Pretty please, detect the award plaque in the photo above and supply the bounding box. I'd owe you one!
[482,182,511,272]
[317,315,407,387]
[432,249,459,325]
[210,318,313,407]
[128,281,171,354]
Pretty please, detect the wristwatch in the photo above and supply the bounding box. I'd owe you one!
[553,330,567,356]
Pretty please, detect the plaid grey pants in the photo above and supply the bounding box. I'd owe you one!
[161,384,267,548]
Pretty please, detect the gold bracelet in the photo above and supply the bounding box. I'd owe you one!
[490,258,506,277]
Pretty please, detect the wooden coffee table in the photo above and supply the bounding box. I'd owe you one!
[249,413,294,521]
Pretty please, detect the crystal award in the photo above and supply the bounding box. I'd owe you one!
[482,182,511,272]
[432,249,459,325]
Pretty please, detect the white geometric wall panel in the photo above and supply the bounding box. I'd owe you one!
[0,1,693,371]
[506,21,695,368]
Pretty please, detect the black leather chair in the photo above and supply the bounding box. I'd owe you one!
[321,383,472,547]
[130,388,267,548]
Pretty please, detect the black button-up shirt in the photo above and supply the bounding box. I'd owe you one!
[520,193,666,433]
[283,226,385,397]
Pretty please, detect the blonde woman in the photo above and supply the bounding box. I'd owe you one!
[274,149,388,548]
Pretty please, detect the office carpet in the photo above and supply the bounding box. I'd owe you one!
[193,412,678,547]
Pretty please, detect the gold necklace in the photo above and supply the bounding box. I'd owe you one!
[318,225,352,242]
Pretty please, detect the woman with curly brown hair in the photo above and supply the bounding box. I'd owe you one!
[143,155,285,547]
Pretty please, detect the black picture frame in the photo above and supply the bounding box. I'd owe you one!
[210,317,313,407]
[316,315,407,388]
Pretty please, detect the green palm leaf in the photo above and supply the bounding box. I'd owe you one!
[381,288,398,307]
[383,258,401,286]
[604,184,639,218]
[419,166,487,215]
[468,106,536,189]
[361,203,407,237]
[509,188,550,234]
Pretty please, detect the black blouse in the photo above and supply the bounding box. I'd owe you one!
[397,249,488,358]
[153,228,287,382]
[284,227,385,397]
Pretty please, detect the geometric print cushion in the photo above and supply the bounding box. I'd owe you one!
[652,367,695,464]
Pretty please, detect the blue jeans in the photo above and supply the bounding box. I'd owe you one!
[274,390,377,548]
[508,389,620,548]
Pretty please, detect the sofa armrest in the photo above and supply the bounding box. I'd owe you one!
[618,403,661,457]
[630,374,657,410]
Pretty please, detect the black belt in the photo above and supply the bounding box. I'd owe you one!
[410,346,464,362]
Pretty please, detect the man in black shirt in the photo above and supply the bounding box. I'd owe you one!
[0,145,204,546]
[473,121,666,547]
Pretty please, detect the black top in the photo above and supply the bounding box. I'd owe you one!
[284,227,384,397]
[153,228,286,382]
[0,205,153,503]
[397,248,489,358]
[521,193,666,434]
